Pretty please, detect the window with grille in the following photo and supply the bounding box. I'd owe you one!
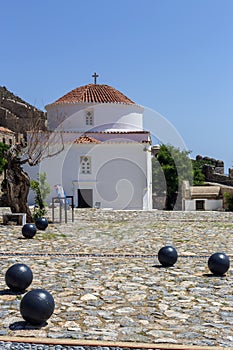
[85,110,94,126]
[80,156,91,174]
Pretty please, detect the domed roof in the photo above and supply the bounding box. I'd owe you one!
[54,84,135,105]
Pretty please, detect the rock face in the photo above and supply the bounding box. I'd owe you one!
[0,86,46,136]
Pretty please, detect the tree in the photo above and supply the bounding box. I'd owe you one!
[0,142,10,174]
[2,143,32,221]
[30,172,51,220]
[152,144,193,210]
[192,160,205,185]
[2,121,63,222]
[37,172,51,203]
[223,192,233,211]
[191,157,215,185]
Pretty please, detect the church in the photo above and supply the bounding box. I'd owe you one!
[31,74,153,210]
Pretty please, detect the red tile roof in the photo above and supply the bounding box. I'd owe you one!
[54,84,135,105]
[72,132,151,144]
[0,126,14,133]
[73,135,102,144]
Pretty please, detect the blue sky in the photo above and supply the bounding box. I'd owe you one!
[1,0,233,170]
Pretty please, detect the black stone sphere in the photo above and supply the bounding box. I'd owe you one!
[22,223,37,239]
[158,245,178,267]
[35,217,48,231]
[208,252,230,276]
[5,263,33,292]
[20,289,55,325]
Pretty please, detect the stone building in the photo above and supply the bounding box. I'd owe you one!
[182,156,233,211]
[182,181,223,211]
[0,127,15,146]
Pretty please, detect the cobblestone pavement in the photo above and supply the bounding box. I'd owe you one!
[0,209,233,348]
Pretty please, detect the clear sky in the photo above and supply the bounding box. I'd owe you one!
[1,0,233,170]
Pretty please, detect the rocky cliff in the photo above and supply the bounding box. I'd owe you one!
[0,86,46,136]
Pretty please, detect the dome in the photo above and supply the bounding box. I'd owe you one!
[54,84,135,105]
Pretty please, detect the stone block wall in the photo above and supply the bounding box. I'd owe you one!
[0,86,46,136]
[203,165,233,187]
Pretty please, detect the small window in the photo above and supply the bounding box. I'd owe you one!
[2,137,5,144]
[9,139,12,145]
[80,156,91,174]
[85,110,94,126]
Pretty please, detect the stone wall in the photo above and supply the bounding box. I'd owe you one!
[0,86,46,136]
[152,194,166,210]
[203,165,233,186]
[220,186,233,208]
[0,107,19,133]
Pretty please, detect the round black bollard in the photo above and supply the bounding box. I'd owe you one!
[22,223,37,239]
[5,263,33,292]
[208,252,230,276]
[20,289,55,325]
[35,217,48,231]
[158,245,178,267]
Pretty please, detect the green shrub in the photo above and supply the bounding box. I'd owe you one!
[30,172,50,221]
[224,192,233,211]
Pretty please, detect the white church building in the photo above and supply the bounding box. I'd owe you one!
[29,76,153,210]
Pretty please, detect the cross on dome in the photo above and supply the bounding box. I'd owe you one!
[92,72,99,84]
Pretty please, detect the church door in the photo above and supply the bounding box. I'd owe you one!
[77,189,93,208]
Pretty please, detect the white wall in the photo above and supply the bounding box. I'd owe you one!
[46,102,144,132]
[29,142,152,210]
[184,199,223,211]
[24,162,39,205]
[205,199,223,210]
[67,143,150,210]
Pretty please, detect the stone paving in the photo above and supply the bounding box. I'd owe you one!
[0,209,233,347]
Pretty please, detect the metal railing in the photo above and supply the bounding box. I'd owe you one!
[51,196,74,223]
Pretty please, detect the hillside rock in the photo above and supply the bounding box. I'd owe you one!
[0,86,46,135]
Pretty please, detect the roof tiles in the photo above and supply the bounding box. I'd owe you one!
[0,126,14,133]
[73,135,102,144]
[54,84,135,105]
